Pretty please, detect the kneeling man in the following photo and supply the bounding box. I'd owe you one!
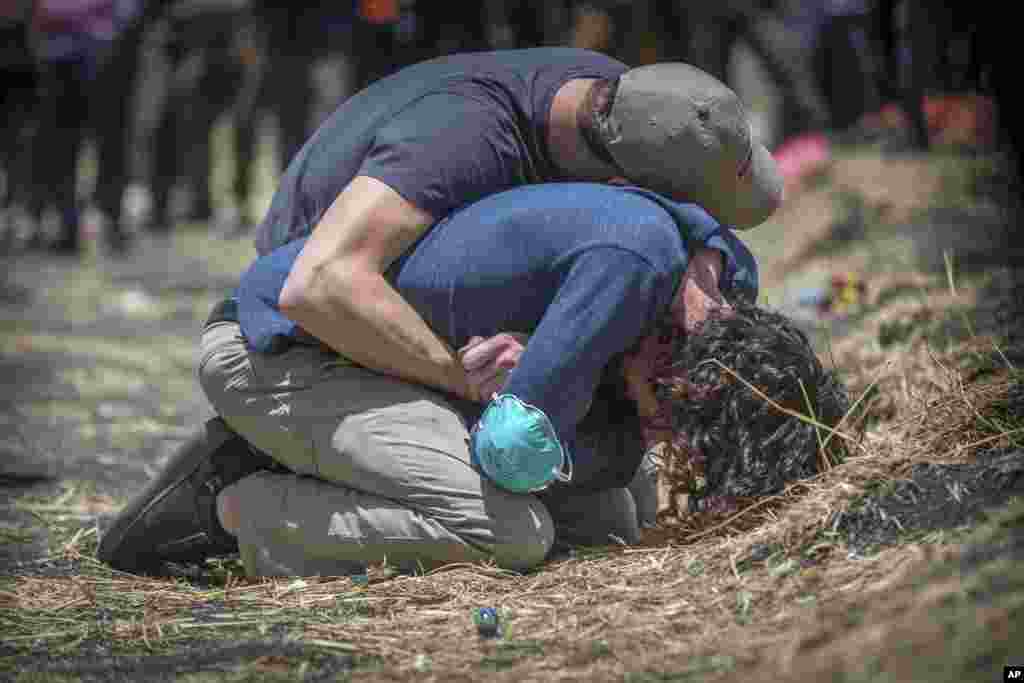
[100,183,847,576]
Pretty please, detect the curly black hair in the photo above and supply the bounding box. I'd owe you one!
[651,302,851,514]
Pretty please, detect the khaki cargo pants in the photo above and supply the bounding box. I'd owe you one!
[199,320,651,577]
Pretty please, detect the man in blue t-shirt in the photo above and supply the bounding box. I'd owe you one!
[100,182,839,577]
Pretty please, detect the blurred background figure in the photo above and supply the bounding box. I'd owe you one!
[23,0,144,255]
[139,0,260,234]
[665,0,831,142]
[6,0,1013,254]
[138,0,391,236]
[484,0,572,50]
[560,0,830,147]
[0,0,39,250]
[798,0,884,135]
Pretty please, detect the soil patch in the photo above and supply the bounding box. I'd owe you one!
[2,151,1021,681]
[768,499,1024,683]
[5,639,354,683]
[834,448,1024,554]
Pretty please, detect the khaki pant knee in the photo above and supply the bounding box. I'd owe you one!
[485,495,555,572]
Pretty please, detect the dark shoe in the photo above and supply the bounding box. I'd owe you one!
[98,417,286,574]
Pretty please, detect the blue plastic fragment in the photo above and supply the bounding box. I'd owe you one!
[473,607,502,638]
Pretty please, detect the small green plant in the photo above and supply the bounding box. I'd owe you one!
[735,590,754,624]
[478,639,544,671]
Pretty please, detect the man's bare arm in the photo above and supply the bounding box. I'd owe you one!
[278,176,475,400]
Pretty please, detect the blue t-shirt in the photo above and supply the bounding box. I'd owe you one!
[254,47,628,255]
[238,183,758,490]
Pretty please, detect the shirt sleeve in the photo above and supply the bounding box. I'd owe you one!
[709,227,759,303]
[501,245,674,457]
[359,93,528,219]
[649,201,757,298]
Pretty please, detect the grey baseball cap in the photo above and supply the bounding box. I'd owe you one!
[603,63,784,230]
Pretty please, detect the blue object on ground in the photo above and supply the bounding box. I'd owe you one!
[474,607,503,638]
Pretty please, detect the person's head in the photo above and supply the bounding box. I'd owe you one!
[648,301,850,514]
[578,64,784,230]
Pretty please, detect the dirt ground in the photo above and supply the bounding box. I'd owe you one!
[1,143,1022,681]
[834,445,1024,554]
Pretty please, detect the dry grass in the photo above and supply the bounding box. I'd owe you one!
[0,501,941,679]
[3,307,1019,680]
[2,151,1021,681]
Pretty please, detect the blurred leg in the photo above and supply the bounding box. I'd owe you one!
[230,15,267,225]
[151,44,205,231]
[0,20,38,221]
[899,0,936,149]
[149,88,181,232]
[185,10,252,225]
[816,17,866,131]
[684,5,735,82]
[877,0,930,149]
[274,55,314,171]
[232,106,260,227]
[742,12,832,136]
[187,46,234,223]
[92,15,149,249]
[37,59,89,253]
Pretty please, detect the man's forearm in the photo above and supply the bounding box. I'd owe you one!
[288,262,471,398]
[279,176,472,400]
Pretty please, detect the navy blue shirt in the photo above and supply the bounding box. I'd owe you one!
[238,183,758,490]
[254,48,628,255]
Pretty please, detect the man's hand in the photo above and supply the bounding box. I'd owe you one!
[459,332,529,401]
[672,247,731,333]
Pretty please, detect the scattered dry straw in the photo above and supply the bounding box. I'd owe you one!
[3,274,1021,681]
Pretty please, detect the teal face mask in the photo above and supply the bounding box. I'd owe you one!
[470,394,573,494]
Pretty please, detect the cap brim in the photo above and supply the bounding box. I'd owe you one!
[719,141,784,230]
